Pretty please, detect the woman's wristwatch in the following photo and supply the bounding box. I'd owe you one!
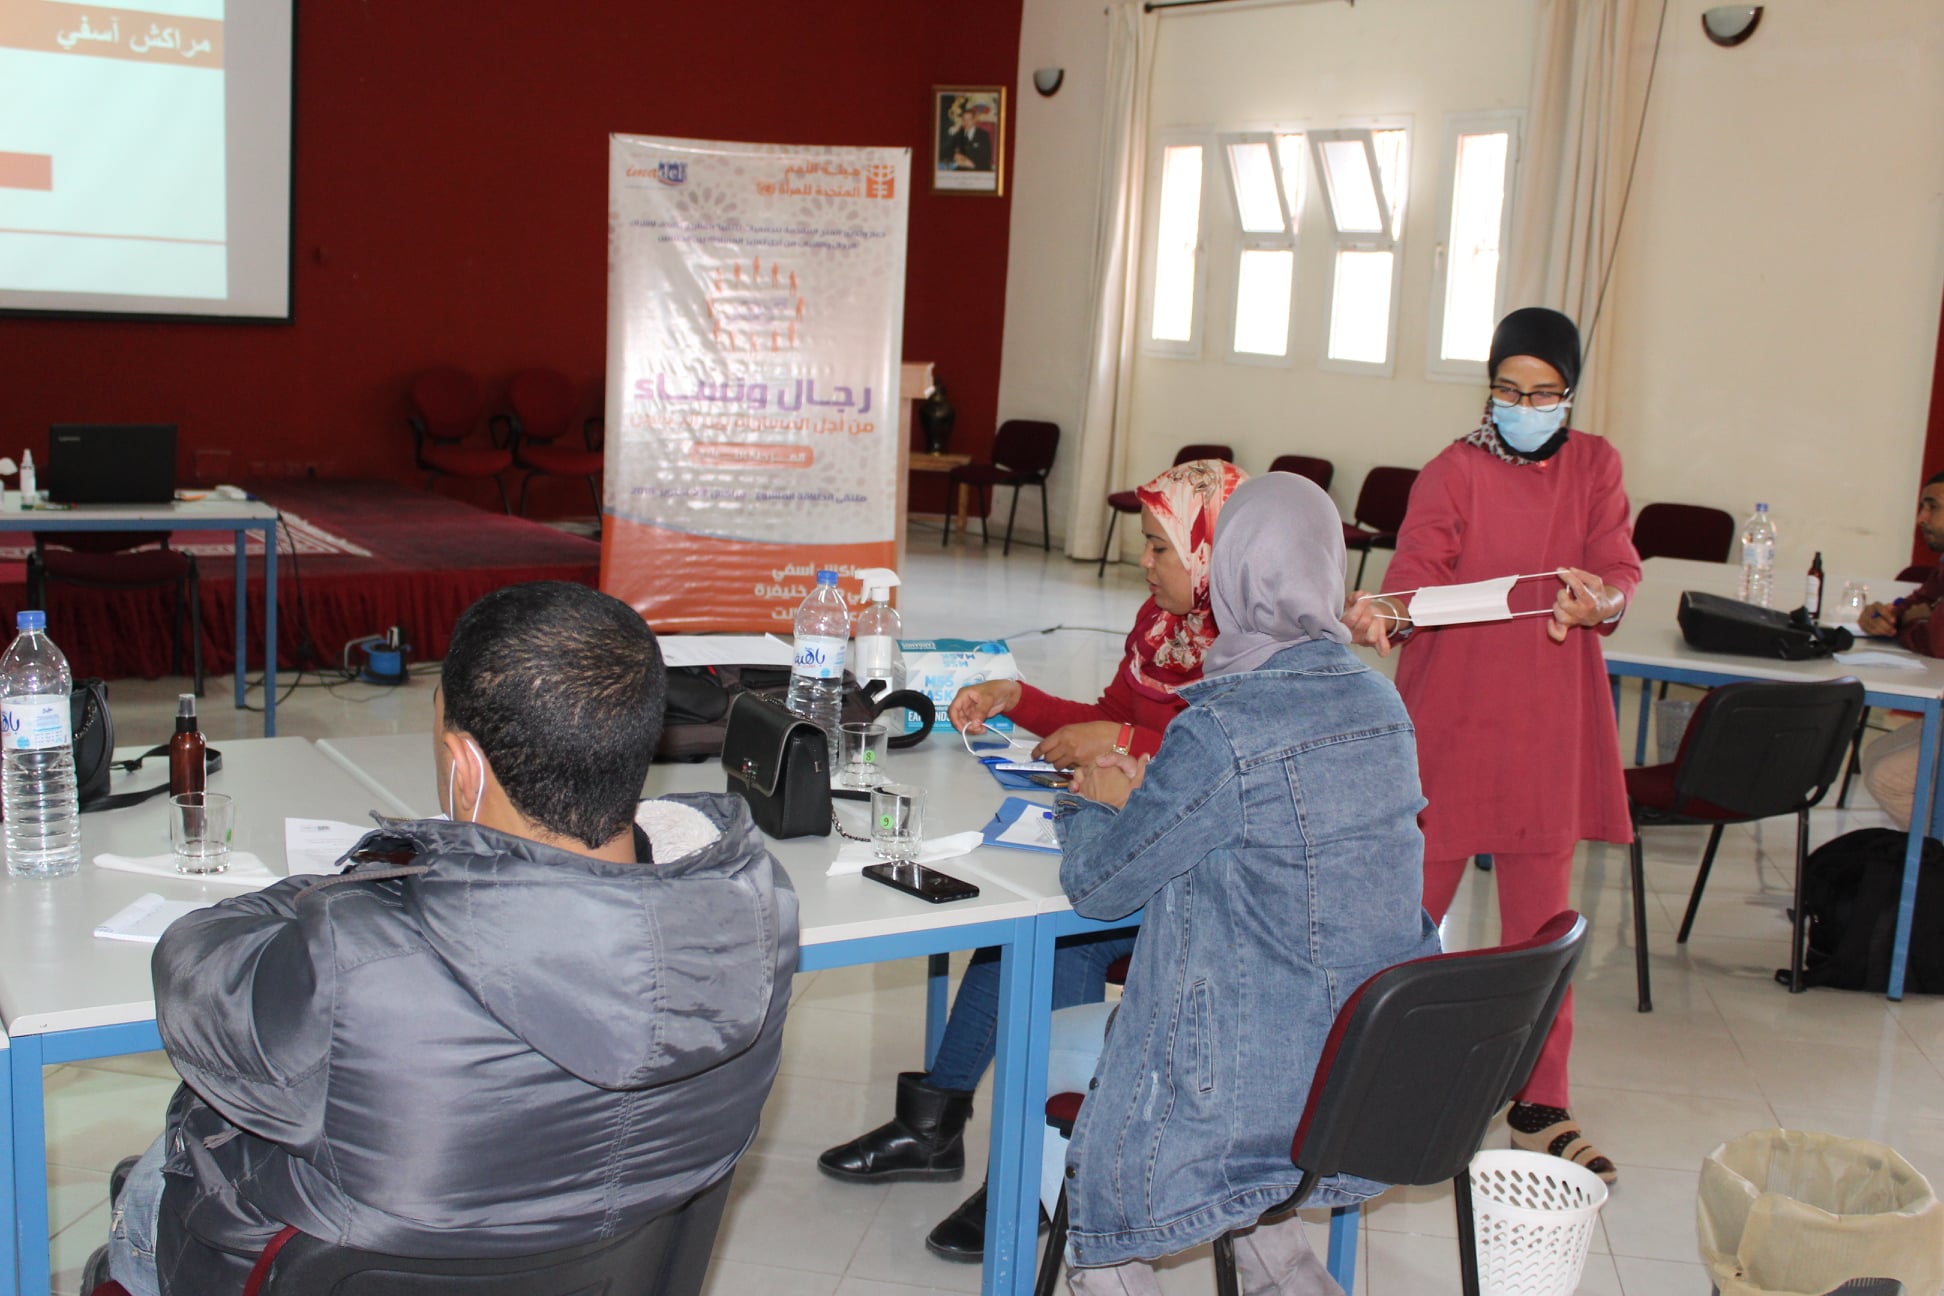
[1113,724,1135,756]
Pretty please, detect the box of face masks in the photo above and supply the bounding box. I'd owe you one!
[898,639,1020,736]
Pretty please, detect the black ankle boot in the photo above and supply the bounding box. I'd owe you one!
[924,1181,1050,1263]
[817,1071,975,1184]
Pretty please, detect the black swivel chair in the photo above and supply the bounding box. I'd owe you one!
[944,419,1060,554]
[1036,912,1589,1296]
[1625,679,1865,1011]
[235,1173,734,1296]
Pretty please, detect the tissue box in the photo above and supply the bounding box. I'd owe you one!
[898,638,1021,736]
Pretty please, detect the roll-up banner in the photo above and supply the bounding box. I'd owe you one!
[602,134,912,631]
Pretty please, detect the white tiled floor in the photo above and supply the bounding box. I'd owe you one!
[37,526,1944,1294]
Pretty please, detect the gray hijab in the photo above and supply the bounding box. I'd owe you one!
[1202,473,1350,677]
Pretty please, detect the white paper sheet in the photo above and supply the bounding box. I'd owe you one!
[1405,575,1520,627]
[995,805,1061,850]
[1834,649,1927,671]
[94,893,208,944]
[658,634,795,668]
[94,851,276,887]
[285,818,369,876]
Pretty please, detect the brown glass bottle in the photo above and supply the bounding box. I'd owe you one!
[168,693,206,798]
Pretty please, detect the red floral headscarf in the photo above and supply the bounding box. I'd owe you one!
[1123,459,1248,701]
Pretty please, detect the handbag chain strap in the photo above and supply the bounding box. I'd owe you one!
[830,808,871,842]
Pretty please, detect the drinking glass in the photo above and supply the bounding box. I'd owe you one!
[171,791,233,874]
[839,721,890,789]
[870,783,924,862]
[1838,581,1870,621]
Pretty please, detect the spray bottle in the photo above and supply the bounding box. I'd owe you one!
[853,567,904,696]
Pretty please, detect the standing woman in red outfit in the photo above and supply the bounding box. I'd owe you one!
[1342,307,1638,1183]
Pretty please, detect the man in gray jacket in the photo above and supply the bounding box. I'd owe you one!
[99,581,799,1296]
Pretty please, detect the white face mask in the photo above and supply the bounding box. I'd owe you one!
[443,740,486,823]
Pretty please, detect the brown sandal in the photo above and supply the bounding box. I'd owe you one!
[1509,1117,1618,1184]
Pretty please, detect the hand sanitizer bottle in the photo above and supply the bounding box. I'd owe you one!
[853,568,905,696]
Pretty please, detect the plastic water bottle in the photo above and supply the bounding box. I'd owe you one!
[786,569,851,761]
[853,567,905,697]
[1738,503,1777,608]
[2,610,79,877]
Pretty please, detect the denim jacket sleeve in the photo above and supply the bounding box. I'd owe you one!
[1055,706,1240,921]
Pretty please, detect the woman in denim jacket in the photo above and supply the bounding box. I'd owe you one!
[1050,473,1440,1294]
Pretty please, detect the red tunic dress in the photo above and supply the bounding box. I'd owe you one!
[1386,431,1642,859]
[1007,666,1183,760]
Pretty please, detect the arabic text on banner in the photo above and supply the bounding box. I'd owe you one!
[602,134,912,631]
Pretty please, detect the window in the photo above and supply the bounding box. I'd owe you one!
[1311,126,1409,371]
[1219,132,1305,360]
[1428,112,1520,377]
[1145,139,1206,353]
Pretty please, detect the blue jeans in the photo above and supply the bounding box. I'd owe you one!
[108,1134,168,1296]
[925,930,1137,1091]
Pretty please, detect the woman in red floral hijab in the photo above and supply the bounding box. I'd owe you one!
[953,458,1247,766]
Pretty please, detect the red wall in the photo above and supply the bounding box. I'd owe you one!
[0,1,1020,518]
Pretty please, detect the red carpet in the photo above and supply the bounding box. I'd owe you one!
[0,481,601,680]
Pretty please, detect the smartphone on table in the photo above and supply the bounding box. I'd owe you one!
[863,862,981,904]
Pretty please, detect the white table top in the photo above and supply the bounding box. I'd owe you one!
[0,738,419,1037]
[0,498,279,528]
[1605,559,1943,703]
[317,734,1053,948]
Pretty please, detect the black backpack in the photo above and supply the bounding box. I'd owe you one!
[655,664,935,763]
[1787,828,1944,994]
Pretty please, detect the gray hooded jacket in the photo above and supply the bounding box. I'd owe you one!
[150,793,796,1292]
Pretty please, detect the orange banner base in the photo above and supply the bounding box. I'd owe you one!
[599,517,894,633]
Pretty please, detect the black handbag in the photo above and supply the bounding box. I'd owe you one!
[1677,590,1855,662]
[721,691,832,838]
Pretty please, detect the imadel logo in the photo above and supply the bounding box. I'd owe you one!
[656,161,687,186]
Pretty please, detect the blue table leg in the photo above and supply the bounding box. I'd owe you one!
[1327,1204,1359,1292]
[985,915,1047,1296]
[1634,678,1653,765]
[925,952,950,1073]
[0,1036,15,1296]
[233,528,248,714]
[11,1033,46,1296]
[1888,700,1941,1001]
[262,521,279,737]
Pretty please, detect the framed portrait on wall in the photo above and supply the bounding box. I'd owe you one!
[932,86,1005,195]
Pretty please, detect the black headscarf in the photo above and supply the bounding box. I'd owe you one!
[1488,306,1581,390]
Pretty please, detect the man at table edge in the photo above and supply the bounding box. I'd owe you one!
[96,581,798,1296]
[1860,471,1944,830]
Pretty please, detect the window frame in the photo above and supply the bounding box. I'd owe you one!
[1312,119,1411,377]
[1217,129,1304,367]
[1425,110,1522,383]
[1139,128,1213,360]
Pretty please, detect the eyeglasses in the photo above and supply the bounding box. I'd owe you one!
[1490,383,1572,412]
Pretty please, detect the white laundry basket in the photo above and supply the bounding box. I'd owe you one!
[1468,1149,1610,1296]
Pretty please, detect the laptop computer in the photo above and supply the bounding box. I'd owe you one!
[45,425,178,505]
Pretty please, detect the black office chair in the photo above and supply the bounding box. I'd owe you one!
[1036,912,1589,1296]
[1632,502,1736,563]
[1267,455,1334,492]
[944,419,1060,554]
[1097,443,1232,577]
[232,1173,734,1296]
[28,533,203,695]
[1625,679,1865,1011]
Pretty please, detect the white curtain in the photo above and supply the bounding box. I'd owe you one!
[1064,0,1159,562]
[1507,0,1664,434]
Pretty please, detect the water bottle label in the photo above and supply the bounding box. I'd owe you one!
[792,635,847,680]
[2,694,69,751]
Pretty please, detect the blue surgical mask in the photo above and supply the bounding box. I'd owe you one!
[1492,401,1568,453]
